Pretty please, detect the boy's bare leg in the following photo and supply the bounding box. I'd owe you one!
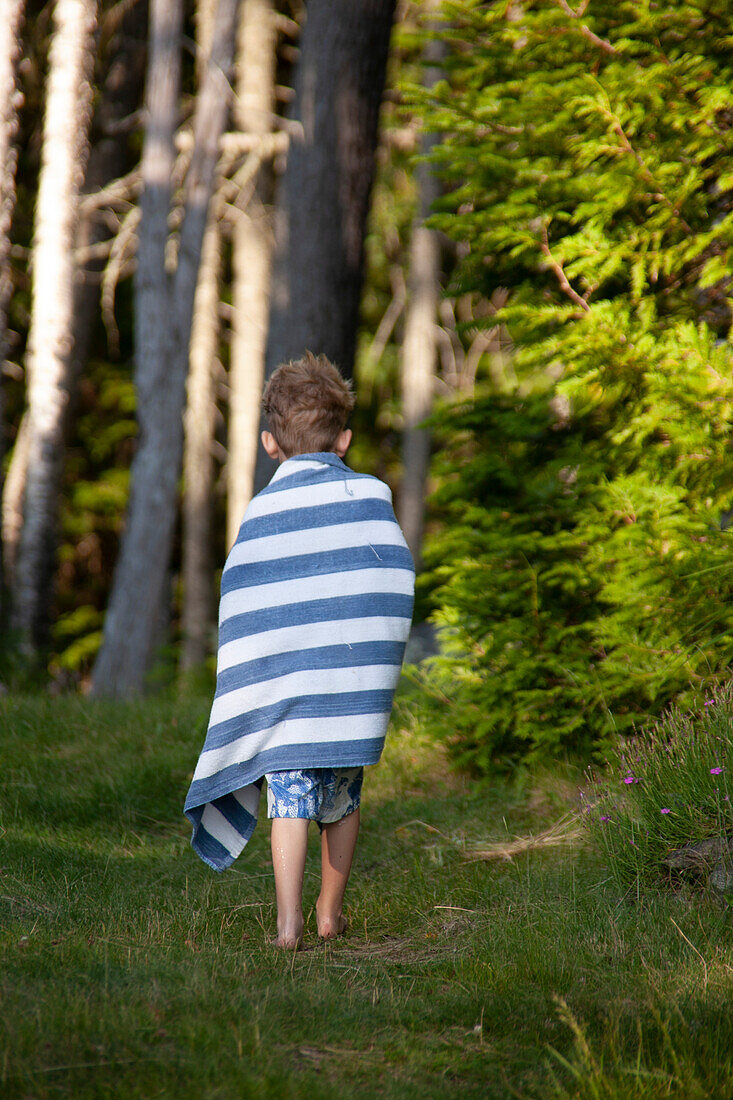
[270,818,309,948]
[317,808,360,939]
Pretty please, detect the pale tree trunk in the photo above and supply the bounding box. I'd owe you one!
[195,0,217,68]
[12,0,97,652]
[398,22,445,570]
[256,0,395,489]
[227,0,276,546]
[2,411,29,597]
[1,0,144,612]
[92,0,240,696]
[0,0,25,627]
[181,217,219,670]
[180,0,223,672]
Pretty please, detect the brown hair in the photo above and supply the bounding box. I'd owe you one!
[262,351,355,457]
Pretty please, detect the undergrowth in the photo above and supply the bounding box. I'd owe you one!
[584,685,733,894]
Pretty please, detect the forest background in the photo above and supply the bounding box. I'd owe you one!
[1,0,733,775]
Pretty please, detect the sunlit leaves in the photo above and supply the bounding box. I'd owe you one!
[410,0,733,771]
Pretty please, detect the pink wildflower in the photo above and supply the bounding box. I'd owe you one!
[623,776,640,784]
[660,808,671,814]
[710,766,724,775]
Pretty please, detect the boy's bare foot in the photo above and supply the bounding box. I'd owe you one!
[272,924,304,950]
[272,914,304,950]
[316,911,348,940]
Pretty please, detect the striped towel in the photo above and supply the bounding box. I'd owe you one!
[184,452,415,870]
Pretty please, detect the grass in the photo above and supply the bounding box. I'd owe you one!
[1,692,732,1099]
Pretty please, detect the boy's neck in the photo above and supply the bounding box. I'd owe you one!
[261,429,352,464]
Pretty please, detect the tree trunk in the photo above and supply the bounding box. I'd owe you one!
[227,0,276,546]
[255,0,395,488]
[12,0,97,653]
[1,408,28,601]
[266,0,394,373]
[179,0,224,672]
[2,0,146,610]
[91,0,240,695]
[0,0,25,628]
[179,0,222,673]
[181,216,219,671]
[398,22,445,570]
[195,0,218,66]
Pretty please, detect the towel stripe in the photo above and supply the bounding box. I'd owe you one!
[236,498,394,543]
[216,640,406,695]
[216,615,412,674]
[218,592,413,647]
[191,708,400,784]
[202,688,398,757]
[223,543,413,591]
[225,519,406,569]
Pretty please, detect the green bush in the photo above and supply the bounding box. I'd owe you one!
[409,0,733,772]
[414,318,733,773]
[584,686,733,893]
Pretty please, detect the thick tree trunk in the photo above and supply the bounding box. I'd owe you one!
[0,0,25,627]
[266,0,394,375]
[12,0,97,652]
[398,25,445,570]
[227,0,276,546]
[256,0,395,486]
[91,0,240,695]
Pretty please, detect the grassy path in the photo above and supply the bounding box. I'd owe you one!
[1,694,732,1098]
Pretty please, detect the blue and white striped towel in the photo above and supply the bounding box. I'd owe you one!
[184,452,415,870]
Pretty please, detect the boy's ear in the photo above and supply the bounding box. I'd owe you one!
[261,430,282,460]
[334,428,352,457]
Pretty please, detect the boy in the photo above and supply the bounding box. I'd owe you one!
[184,352,415,948]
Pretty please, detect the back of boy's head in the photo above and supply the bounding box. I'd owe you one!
[262,351,355,457]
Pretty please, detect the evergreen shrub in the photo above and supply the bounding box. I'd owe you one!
[410,0,733,771]
[415,317,733,772]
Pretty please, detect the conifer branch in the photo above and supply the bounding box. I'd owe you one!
[552,0,617,55]
[601,108,694,234]
[539,226,591,313]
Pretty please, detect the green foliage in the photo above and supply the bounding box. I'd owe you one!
[584,685,733,893]
[49,359,138,681]
[410,0,733,771]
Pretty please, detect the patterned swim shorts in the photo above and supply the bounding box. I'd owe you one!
[265,766,363,825]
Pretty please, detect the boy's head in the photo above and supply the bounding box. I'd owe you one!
[261,351,355,460]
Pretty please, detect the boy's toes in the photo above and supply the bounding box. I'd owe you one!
[271,922,305,950]
[317,914,348,940]
[271,933,304,950]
